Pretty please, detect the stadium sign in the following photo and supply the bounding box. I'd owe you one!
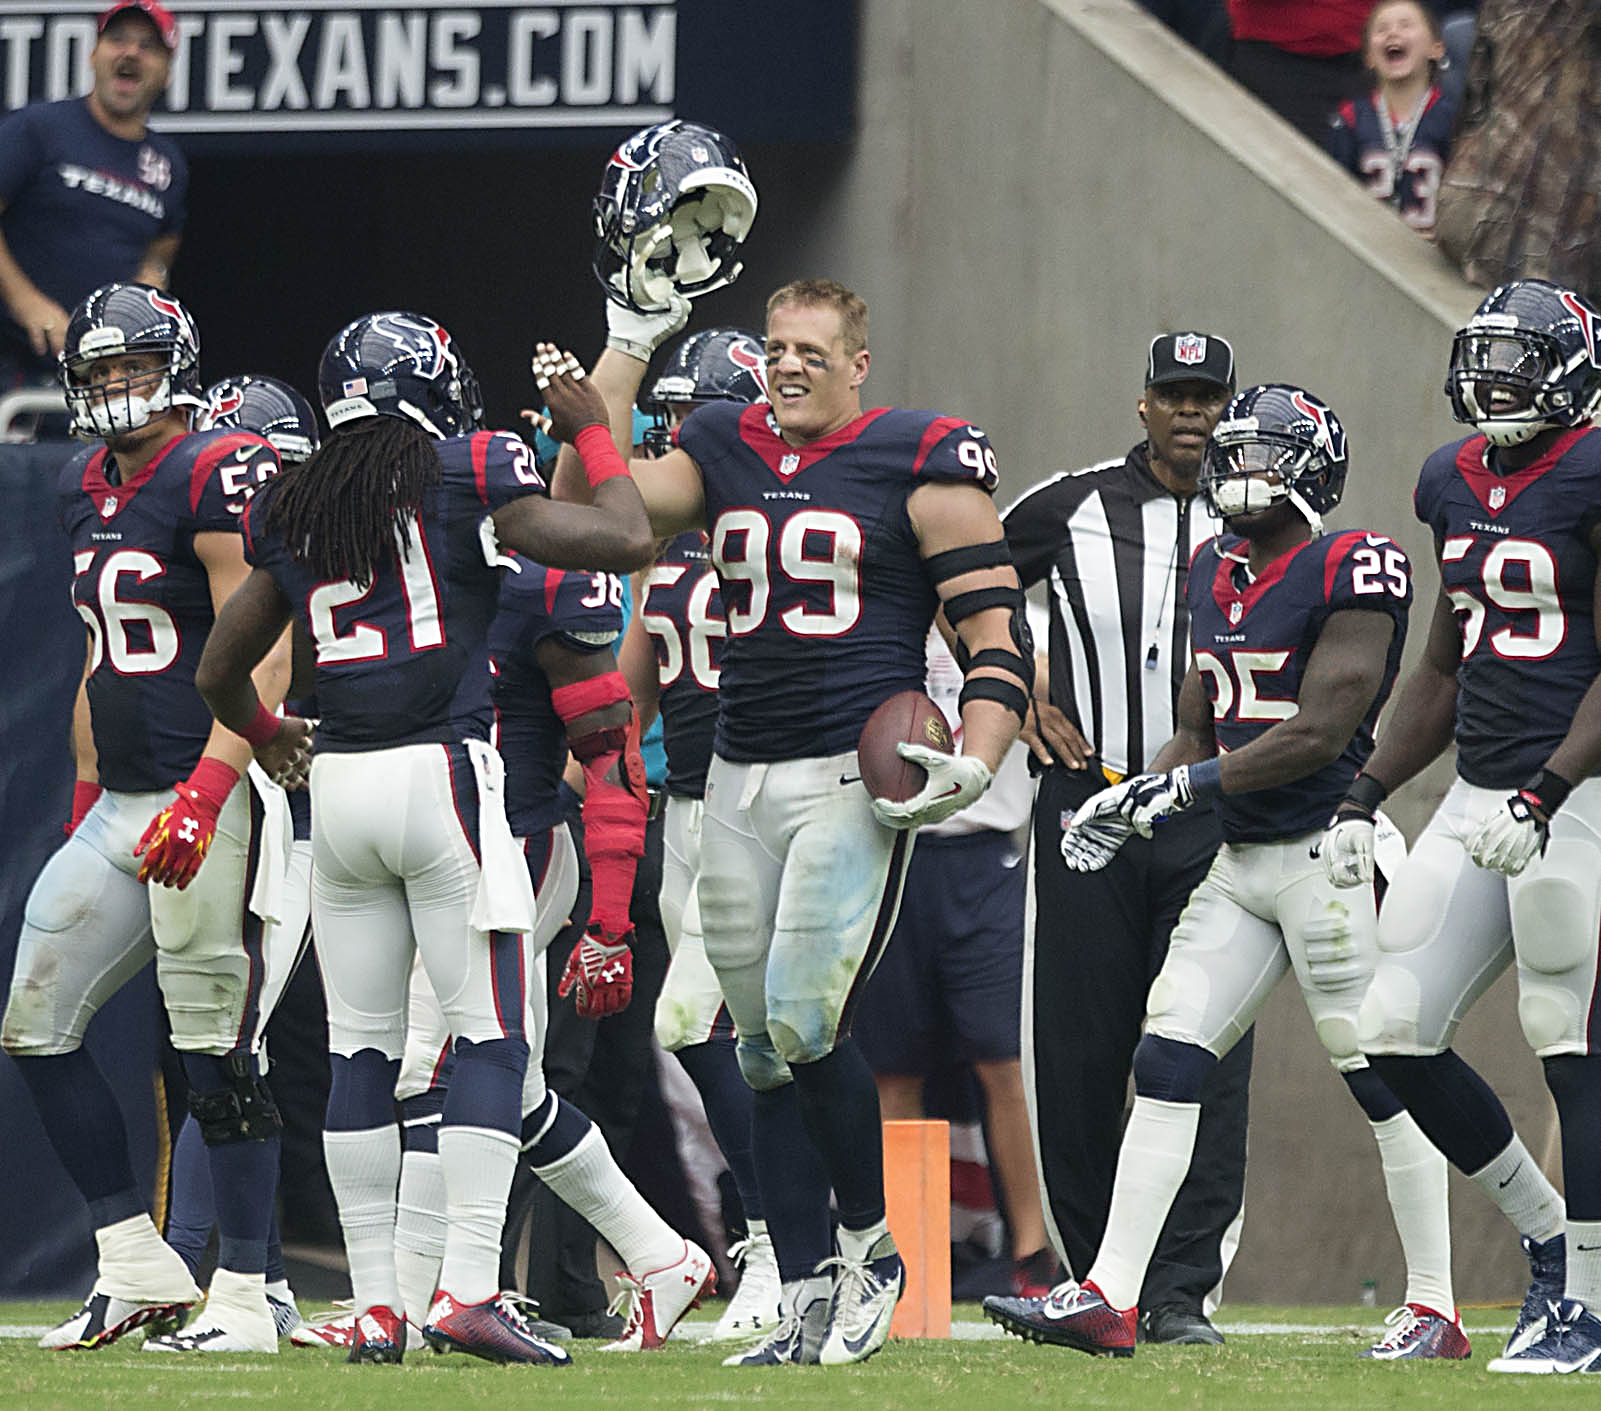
[0,0,855,146]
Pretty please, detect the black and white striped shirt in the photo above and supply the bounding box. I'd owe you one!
[1002,443,1220,778]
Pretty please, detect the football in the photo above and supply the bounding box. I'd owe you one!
[856,690,955,803]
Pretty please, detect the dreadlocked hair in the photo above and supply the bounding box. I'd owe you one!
[264,416,442,588]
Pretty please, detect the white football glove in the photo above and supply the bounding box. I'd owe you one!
[604,286,691,361]
[1072,767,1200,840]
[1466,790,1550,877]
[870,744,993,830]
[1059,812,1135,873]
[1317,814,1375,888]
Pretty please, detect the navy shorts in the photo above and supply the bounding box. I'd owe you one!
[852,829,1026,1073]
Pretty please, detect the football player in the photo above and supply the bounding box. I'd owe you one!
[553,274,1030,1366]
[2,284,296,1353]
[358,550,713,1355]
[984,385,1467,1361]
[1322,279,1601,1374]
[620,326,782,1340]
[192,315,654,1365]
[157,375,325,1339]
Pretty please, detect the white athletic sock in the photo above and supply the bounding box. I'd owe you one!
[323,1125,402,1315]
[530,1125,683,1273]
[783,1275,831,1315]
[1370,1111,1454,1314]
[437,1125,518,1305]
[1085,1097,1200,1311]
[1565,1219,1601,1307]
[837,1218,891,1264]
[1467,1136,1565,1242]
[394,1150,446,1327]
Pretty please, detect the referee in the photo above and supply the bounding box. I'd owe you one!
[1002,332,1251,1346]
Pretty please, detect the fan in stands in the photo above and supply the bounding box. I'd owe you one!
[857,691,955,803]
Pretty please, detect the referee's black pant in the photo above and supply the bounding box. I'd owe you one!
[1027,765,1252,1313]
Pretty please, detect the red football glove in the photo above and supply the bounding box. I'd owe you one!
[65,780,102,837]
[558,925,634,1018]
[134,757,240,889]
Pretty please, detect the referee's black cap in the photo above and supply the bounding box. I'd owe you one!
[1145,332,1235,393]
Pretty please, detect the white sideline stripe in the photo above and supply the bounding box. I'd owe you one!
[3,1317,1517,1343]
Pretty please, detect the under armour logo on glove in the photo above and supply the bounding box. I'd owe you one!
[558,926,635,1018]
[133,757,239,889]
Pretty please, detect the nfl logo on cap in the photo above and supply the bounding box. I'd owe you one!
[1174,334,1207,365]
[343,377,368,397]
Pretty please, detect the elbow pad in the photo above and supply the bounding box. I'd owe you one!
[552,671,649,937]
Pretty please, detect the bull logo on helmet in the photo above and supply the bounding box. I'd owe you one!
[727,336,769,397]
[368,313,451,380]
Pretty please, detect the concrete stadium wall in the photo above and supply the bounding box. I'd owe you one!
[790,0,1551,1306]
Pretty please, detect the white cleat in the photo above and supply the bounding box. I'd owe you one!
[143,1269,279,1353]
[817,1234,905,1365]
[709,1232,783,1342]
[600,1240,716,1350]
[38,1293,193,1350]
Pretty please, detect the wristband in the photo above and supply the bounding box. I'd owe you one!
[1183,756,1223,801]
[237,700,282,749]
[575,423,631,489]
[1523,767,1573,818]
[1342,771,1390,818]
[185,756,242,808]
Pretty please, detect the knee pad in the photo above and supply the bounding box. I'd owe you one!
[1518,985,1581,1054]
[1302,901,1371,991]
[736,1033,791,1092]
[766,1007,838,1068]
[1314,1013,1361,1062]
[161,954,247,1052]
[1356,962,1426,1054]
[654,990,694,1053]
[1131,1034,1217,1102]
[185,1051,283,1144]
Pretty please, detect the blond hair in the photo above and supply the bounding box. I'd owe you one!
[766,279,869,355]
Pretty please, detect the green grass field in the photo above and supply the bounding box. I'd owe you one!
[1,1301,1591,1411]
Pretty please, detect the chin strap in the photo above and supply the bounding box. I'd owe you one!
[551,671,648,938]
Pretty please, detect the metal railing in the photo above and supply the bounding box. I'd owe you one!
[0,388,69,442]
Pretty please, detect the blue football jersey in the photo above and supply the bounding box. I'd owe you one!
[490,557,624,837]
[1326,86,1457,232]
[1414,426,1601,789]
[640,530,723,798]
[60,427,280,792]
[676,402,999,762]
[245,428,545,752]
[1188,529,1412,842]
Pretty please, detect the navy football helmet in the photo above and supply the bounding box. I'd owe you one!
[200,375,321,465]
[1204,383,1349,530]
[643,327,767,456]
[1446,278,1601,447]
[318,312,483,438]
[59,282,203,438]
[592,120,758,313]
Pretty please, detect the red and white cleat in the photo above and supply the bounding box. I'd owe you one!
[600,1240,716,1351]
[422,1290,572,1365]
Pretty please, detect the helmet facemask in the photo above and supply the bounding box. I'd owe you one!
[1448,324,1571,446]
